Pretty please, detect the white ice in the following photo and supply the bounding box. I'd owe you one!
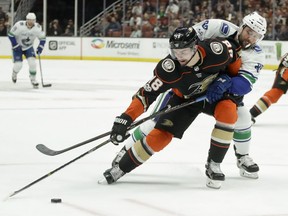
[0,59,287,216]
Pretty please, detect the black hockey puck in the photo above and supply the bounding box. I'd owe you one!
[51,198,62,203]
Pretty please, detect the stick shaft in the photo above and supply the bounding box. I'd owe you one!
[36,95,206,156]
[9,139,110,198]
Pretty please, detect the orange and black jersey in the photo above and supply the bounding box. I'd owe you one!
[125,37,241,120]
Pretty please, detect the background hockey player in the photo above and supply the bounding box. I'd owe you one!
[114,11,267,179]
[103,26,242,189]
[250,53,288,122]
[8,12,46,88]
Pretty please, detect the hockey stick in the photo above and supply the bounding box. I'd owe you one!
[36,95,206,156]
[38,54,52,87]
[5,138,111,200]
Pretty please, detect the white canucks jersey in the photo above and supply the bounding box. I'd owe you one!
[193,19,265,92]
[8,21,46,51]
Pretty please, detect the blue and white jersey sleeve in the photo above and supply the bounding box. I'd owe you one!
[192,19,238,40]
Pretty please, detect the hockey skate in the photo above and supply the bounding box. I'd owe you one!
[205,160,225,189]
[102,165,125,184]
[112,147,127,166]
[12,71,17,83]
[237,155,259,179]
[29,75,39,88]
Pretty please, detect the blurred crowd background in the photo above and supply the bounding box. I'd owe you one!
[0,0,287,40]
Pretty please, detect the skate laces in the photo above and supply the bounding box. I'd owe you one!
[238,155,255,167]
[209,161,223,174]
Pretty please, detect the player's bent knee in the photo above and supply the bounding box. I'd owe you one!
[13,61,23,73]
[214,100,237,124]
[235,106,251,129]
[146,129,173,152]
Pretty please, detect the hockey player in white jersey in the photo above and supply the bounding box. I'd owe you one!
[8,12,46,88]
[108,11,266,187]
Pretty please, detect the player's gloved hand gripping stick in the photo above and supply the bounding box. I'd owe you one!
[36,95,207,156]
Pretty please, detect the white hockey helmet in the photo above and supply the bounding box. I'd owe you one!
[242,11,267,41]
[26,12,36,20]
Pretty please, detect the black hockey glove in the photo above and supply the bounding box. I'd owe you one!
[206,74,232,104]
[280,53,288,68]
[110,113,133,145]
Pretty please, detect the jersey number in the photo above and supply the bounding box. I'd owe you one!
[150,78,163,91]
[222,40,234,58]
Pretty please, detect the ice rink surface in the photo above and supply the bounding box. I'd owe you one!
[0,59,287,216]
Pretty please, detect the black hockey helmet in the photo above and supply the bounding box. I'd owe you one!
[169,27,198,49]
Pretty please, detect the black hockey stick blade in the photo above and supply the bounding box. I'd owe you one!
[6,138,111,199]
[42,83,52,87]
[36,144,59,156]
[36,131,111,156]
[36,95,206,156]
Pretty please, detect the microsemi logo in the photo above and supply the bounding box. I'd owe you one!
[91,39,105,49]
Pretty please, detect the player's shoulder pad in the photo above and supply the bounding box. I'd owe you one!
[199,38,227,56]
[161,57,176,73]
[154,55,180,82]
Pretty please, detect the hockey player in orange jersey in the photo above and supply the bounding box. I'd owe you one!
[250,53,288,122]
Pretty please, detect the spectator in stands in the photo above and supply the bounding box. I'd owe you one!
[130,25,142,38]
[278,24,288,41]
[165,0,179,19]
[154,17,169,38]
[143,0,156,15]
[113,4,123,23]
[131,1,142,16]
[129,13,142,27]
[47,19,63,36]
[178,0,191,18]
[157,5,166,19]
[167,18,180,36]
[264,24,273,40]
[90,24,103,37]
[0,7,7,21]
[62,19,74,36]
[105,16,121,36]
[0,22,7,36]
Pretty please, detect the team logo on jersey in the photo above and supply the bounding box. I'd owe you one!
[162,59,175,73]
[210,42,223,55]
[220,22,230,36]
[253,45,262,52]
